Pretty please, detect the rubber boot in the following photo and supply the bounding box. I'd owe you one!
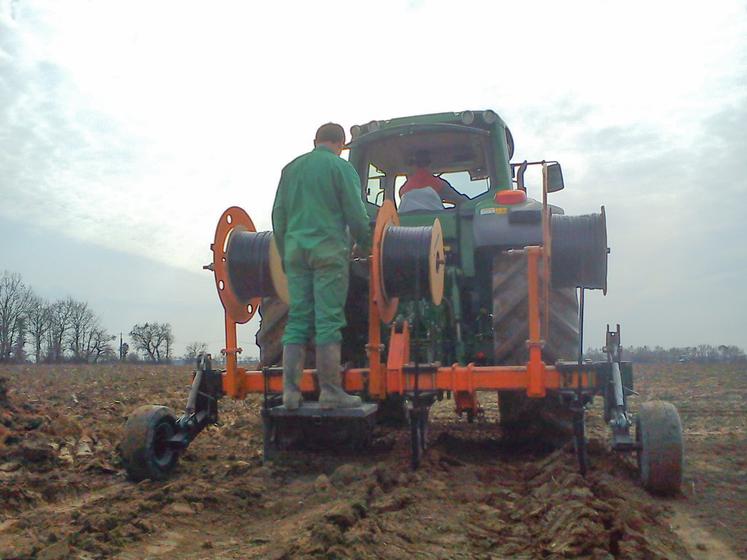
[317,342,362,410]
[282,344,305,410]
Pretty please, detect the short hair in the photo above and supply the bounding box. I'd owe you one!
[414,149,432,167]
[315,122,346,144]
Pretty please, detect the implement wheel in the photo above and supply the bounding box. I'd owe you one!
[636,401,683,495]
[121,405,179,481]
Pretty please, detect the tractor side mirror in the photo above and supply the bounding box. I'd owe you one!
[546,163,565,193]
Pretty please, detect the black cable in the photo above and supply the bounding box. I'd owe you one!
[551,213,607,291]
[381,225,433,301]
[227,230,276,300]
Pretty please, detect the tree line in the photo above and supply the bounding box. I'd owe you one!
[0,271,175,364]
[585,344,746,364]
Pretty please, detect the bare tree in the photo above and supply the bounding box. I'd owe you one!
[46,298,75,362]
[164,325,174,363]
[87,326,116,363]
[0,271,32,362]
[13,316,27,363]
[67,300,96,362]
[129,322,174,363]
[26,295,50,363]
[184,341,208,362]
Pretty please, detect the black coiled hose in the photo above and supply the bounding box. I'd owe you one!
[551,210,608,291]
[227,230,276,300]
[381,225,433,300]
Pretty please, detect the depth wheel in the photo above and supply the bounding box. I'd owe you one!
[636,401,683,495]
[121,405,179,481]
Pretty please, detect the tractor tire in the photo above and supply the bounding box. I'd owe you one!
[636,401,683,495]
[493,253,579,444]
[492,253,579,365]
[121,405,179,481]
[256,297,288,367]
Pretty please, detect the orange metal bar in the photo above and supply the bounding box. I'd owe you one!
[386,322,410,396]
[222,312,244,399]
[235,364,596,394]
[366,257,385,399]
[541,164,551,340]
[526,247,546,398]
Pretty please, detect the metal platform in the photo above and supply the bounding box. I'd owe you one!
[265,402,378,419]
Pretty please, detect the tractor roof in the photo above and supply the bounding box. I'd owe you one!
[348,110,513,160]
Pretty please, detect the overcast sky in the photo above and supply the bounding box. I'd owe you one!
[1,0,746,356]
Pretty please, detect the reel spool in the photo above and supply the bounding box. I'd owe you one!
[550,206,608,293]
[211,206,289,324]
[372,201,445,323]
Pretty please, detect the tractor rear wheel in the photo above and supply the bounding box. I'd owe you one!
[256,297,287,367]
[492,253,579,444]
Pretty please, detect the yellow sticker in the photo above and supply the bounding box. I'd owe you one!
[479,207,508,215]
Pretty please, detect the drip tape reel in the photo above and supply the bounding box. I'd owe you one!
[211,206,288,324]
[551,206,608,293]
[373,201,444,323]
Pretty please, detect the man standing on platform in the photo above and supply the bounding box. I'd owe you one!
[272,123,371,410]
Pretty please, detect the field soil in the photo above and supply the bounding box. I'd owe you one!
[0,362,744,559]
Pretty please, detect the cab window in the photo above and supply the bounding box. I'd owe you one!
[366,164,386,206]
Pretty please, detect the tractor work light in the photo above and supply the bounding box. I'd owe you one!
[495,190,527,205]
[483,110,499,124]
[461,110,475,125]
[350,125,362,139]
[367,120,380,133]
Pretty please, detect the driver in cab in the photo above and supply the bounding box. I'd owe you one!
[398,150,469,212]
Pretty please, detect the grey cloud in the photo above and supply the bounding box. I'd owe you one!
[0,4,142,228]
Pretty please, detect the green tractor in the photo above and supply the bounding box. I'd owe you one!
[258,109,593,429]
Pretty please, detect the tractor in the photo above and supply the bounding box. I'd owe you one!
[121,110,684,495]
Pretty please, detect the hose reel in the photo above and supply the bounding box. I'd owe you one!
[551,206,608,293]
[211,206,289,324]
[372,200,445,323]
[227,230,288,303]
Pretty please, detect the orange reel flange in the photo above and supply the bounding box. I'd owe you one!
[211,207,260,324]
[372,201,400,324]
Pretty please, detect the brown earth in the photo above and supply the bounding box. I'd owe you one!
[0,362,744,559]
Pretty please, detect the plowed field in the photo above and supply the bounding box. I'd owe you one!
[0,363,744,559]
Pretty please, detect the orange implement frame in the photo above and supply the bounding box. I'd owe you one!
[215,163,597,404]
[218,245,596,403]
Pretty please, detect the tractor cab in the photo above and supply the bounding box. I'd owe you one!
[348,110,514,218]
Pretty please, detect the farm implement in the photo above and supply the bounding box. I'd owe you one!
[122,110,683,495]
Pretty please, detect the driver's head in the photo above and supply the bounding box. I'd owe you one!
[314,123,346,155]
[413,150,432,169]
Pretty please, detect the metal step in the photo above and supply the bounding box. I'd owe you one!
[265,402,378,419]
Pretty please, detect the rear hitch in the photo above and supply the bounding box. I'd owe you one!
[604,325,635,451]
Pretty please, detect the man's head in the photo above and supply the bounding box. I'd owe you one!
[413,149,432,169]
[314,123,346,155]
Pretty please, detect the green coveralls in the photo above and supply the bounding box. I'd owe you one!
[272,145,371,345]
